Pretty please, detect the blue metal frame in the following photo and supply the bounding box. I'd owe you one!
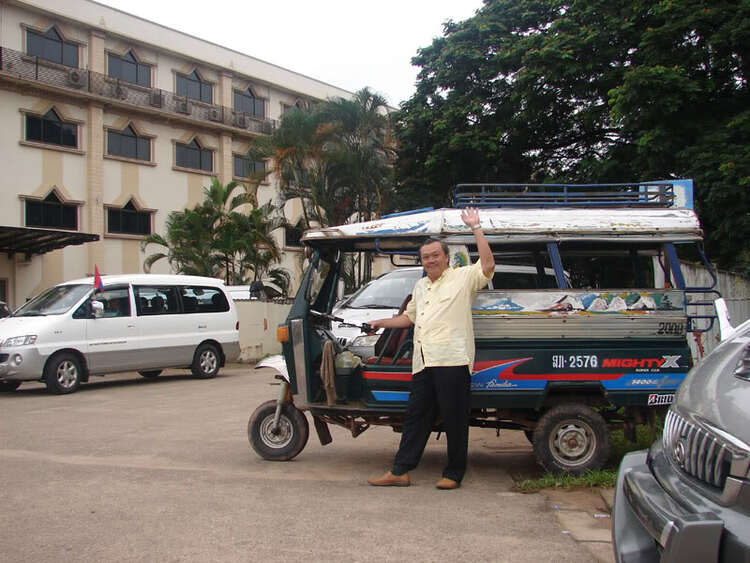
[546,243,569,289]
[663,243,686,289]
[453,182,675,208]
[380,207,434,218]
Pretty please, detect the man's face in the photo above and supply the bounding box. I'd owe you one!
[420,241,449,281]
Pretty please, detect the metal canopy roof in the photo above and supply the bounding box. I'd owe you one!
[0,226,99,257]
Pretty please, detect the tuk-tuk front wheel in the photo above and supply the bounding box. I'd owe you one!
[248,400,309,461]
[532,404,609,475]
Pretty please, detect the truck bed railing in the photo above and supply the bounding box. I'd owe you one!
[685,289,721,333]
[453,182,675,208]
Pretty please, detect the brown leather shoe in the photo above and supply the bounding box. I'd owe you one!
[435,477,460,490]
[367,471,410,487]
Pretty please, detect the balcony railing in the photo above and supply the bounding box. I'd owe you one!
[0,46,278,136]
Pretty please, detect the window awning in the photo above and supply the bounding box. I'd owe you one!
[0,226,99,257]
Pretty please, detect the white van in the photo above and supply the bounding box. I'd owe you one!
[0,274,240,394]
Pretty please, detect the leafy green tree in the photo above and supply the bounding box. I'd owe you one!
[141,179,290,286]
[141,205,221,277]
[250,88,396,288]
[395,0,749,273]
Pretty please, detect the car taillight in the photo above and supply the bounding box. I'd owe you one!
[236,321,239,330]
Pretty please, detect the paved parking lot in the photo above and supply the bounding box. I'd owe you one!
[0,365,598,562]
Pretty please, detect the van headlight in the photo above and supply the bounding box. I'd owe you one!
[350,334,381,347]
[2,335,37,347]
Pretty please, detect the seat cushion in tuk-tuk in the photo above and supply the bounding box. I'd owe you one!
[371,295,413,365]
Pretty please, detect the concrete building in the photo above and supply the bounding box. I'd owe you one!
[0,0,352,308]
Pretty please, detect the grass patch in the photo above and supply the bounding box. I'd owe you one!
[517,469,618,492]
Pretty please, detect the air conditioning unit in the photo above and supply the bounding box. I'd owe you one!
[67,69,85,88]
[176,100,190,114]
[233,114,247,128]
[208,107,222,122]
[150,90,163,108]
[261,120,273,135]
[111,84,127,100]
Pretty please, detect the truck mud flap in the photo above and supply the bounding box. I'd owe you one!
[313,415,333,446]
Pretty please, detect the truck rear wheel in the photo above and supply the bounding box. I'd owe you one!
[533,404,609,474]
[248,400,309,461]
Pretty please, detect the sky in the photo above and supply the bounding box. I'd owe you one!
[95,0,484,106]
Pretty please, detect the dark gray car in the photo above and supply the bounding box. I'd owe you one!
[612,316,750,562]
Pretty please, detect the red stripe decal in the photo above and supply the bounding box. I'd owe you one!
[363,371,413,381]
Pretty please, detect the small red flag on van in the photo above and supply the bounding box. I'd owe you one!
[93,265,103,292]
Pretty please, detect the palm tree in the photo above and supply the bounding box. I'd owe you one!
[141,179,288,287]
[248,88,395,289]
[141,205,221,277]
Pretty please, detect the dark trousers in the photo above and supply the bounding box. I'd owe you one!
[391,365,471,482]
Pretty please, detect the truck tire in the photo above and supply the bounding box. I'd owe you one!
[533,403,609,474]
[248,400,309,461]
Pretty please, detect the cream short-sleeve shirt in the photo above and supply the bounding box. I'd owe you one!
[404,260,492,374]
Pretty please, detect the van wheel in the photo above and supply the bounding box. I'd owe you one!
[0,380,21,392]
[532,404,609,475]
[44,353,82,395]
[248,400,309,461]
[191,343,220,379]
[138,370,162,378]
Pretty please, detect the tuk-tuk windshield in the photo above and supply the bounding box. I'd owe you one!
[307,254,333,307]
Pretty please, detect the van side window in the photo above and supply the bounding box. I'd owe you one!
[181,286,229,313]
[94,286,131,318]
[134,286,180,315]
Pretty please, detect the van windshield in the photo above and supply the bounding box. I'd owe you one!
[345,269,421,309]
[14,284,92,316]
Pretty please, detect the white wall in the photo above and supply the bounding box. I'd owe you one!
[234,300,292,362]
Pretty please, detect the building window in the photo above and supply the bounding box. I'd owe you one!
[26,27,78,67]
[176,139,212,172]
[107,200,151,235]
[233,154,266,178]
[176,71,211,103]
[107,51,151,87]
[234,88,265,118]
[107,126,150,161]
[285,222,304,247]
[26,109,77,148]
[25,192,77,230]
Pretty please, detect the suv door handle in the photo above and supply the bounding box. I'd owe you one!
[198,324,207,329]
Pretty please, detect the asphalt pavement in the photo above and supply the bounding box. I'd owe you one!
[0,365,600,562]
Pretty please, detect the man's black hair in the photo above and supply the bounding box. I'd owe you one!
[419,237,449,256]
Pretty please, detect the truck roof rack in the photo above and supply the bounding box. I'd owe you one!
[452,182,676,208]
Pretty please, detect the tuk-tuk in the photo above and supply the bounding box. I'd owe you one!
[248,181,719,474]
